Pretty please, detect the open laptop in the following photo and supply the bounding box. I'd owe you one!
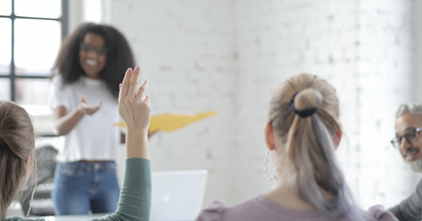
[150,170,208,221]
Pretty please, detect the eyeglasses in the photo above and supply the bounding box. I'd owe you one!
[391,127,422,148]
[79,43,108,55]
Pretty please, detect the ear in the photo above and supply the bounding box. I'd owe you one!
[265,123,276,151]
[333,126,342,150]
[19,156,32,189]
[24,156,31,172]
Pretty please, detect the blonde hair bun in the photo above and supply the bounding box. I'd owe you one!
[293,89,323,111]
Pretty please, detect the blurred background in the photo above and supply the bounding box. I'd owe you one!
[1,0,421,211]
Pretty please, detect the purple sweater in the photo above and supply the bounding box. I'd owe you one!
[196,195,398,221]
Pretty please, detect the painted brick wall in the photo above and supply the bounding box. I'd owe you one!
[233,0,422,209]
[106,0,422,210]
[232,0,361,206]
[106,0,239,206]
[355,0,422,208]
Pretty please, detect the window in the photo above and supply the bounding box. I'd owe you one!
[0,0,68,135]
[0,0,68,104]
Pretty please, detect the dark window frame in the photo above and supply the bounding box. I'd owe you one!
[0,0,68,101]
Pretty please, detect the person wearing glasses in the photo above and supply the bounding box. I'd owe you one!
[48,23,135,215]
[389,103,422,220]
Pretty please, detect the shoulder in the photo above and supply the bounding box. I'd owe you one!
[51,74,76,89]
[367,205,399,221]
[196,201,227,221]
[196,196,265,221]
[51,74,63,85]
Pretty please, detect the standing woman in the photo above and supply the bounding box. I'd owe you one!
[48,23,135,215]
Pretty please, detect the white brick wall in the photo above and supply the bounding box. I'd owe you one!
[105,0,422,210]
[106,0,239,206]
[354,0,422,208]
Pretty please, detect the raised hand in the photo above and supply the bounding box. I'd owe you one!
[77,95,103,115]
[118,66,151,137]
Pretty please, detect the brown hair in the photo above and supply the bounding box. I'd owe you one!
[0,100,36,220]
[54,23,135,99]
[269,74,369,220]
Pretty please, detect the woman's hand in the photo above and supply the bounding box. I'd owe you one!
[118,66,151,135]
[76,95,103,115]
[54,95,103,135]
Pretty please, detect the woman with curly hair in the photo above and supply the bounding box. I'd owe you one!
[48,23,135,215]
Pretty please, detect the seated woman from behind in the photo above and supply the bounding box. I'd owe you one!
[196,73,397,221]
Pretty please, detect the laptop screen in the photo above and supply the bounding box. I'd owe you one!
[150,170,208,220]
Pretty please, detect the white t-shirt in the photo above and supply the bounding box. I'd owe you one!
[48,75,121,162]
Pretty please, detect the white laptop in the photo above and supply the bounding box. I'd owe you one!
[150,170,208,221]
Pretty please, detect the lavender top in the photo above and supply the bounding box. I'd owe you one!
[196,195,398,221]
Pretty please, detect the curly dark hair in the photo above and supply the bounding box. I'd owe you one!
[54,23,135,99]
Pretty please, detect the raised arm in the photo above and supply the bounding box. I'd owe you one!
[90,66,151,221]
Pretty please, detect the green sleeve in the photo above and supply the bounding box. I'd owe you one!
[91,158,152,221]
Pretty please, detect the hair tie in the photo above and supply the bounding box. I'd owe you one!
[289,91,319,118]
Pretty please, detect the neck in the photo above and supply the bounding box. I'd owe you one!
[264,180,333,211]
[85,75,100,80]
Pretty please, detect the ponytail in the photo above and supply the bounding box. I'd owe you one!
[269,75,373,221]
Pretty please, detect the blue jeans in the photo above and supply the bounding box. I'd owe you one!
[52,161,120,215]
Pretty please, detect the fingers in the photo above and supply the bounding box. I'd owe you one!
[118,83,122,101]
[136,80,148,101]
[92,106,101,113]
[128,66,141,98]
[90,100,103,113]
[143,95,150,105]
[120,68,132,99]
[98,99,104,108]
[119,66,149,104]
[81,95,87,103]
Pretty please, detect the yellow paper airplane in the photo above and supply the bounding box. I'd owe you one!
[112,111,218,133]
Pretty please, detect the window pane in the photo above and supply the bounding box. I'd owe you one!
[22,104,55,135]
[83,0,102,23]
[15,19,61,76]
[0,0,11,16]
[0,18,11,74]
[15,0,61,18]
[0,78,11,100]
[15,78,51,105]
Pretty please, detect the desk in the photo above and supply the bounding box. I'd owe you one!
[43,213,107,221]
[43,214,194,221]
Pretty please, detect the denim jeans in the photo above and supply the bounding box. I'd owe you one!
[52,161,120,215]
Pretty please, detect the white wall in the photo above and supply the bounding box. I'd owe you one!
[232,0,422,209]
[104,0,239,205]
[232,0,362,206]
[100,0,422,210]
[355,0,422,207]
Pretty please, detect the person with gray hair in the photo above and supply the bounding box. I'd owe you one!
[388,102,422,220]
[196,73,397,221]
